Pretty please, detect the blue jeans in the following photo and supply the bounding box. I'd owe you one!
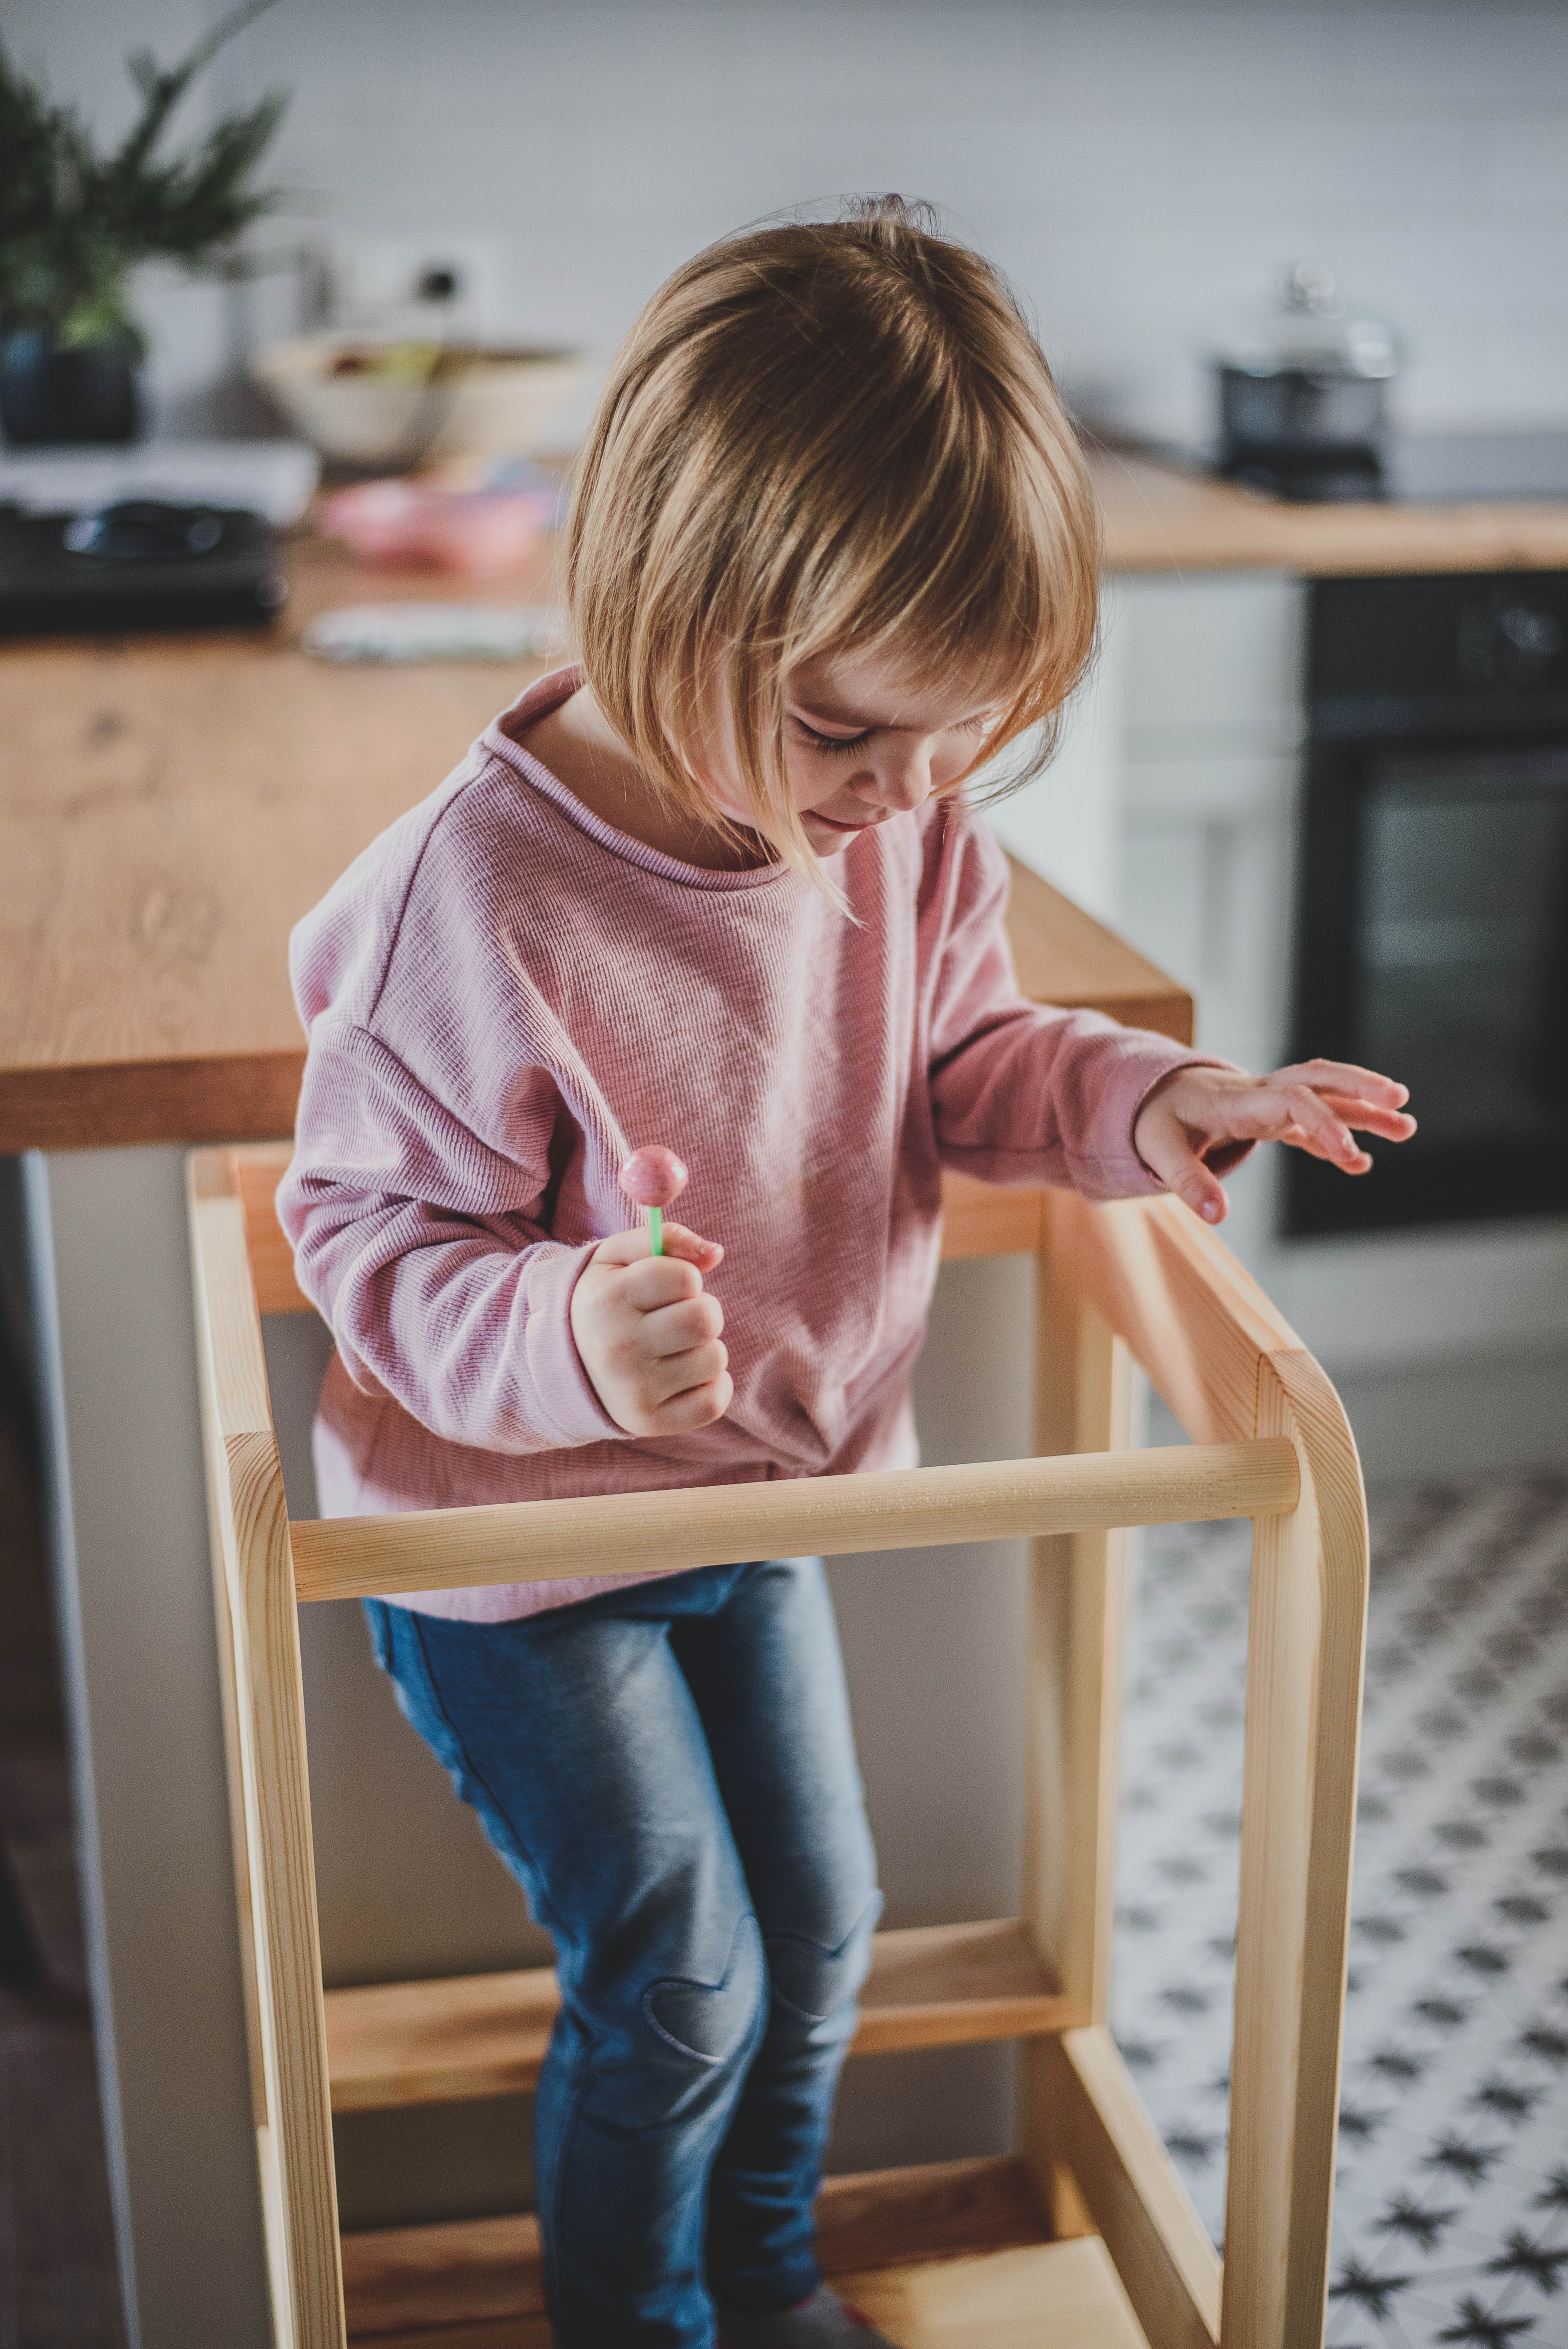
[364,1557,881,2349]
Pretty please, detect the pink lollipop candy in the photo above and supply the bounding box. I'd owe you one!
[619,1146,689,1255]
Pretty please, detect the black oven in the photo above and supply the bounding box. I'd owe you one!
[1287,571,1568,1237]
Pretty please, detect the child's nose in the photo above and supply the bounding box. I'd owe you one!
[875,745,935,812]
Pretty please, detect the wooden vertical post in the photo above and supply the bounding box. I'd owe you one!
[1022,1190,1133,2237]
[192,1174,346,2349]
[195,1238,269,2132]
[1222,1353,1368,2349]
[224,1433,345,2349]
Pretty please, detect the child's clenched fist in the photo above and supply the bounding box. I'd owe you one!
[570,1223,732,1435]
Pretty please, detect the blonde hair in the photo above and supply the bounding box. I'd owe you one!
[566,196,1099,875]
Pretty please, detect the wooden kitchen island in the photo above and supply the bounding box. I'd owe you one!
[0,535,1190,2349]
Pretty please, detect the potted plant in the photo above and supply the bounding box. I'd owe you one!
[0,1,287,446]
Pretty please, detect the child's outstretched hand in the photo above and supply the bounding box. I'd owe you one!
[570,1223,732,1435]
[1133,1059,1416,1226]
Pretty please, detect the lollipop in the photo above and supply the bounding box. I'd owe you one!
[619,1146,689,1258]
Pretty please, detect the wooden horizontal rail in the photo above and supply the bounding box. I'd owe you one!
[325,1919,1074,2113]
[339,2154,1051,2339]
[230,1160,1051,1315]
[288,1438,1298,1603]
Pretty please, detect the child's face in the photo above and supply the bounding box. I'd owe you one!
[705,648,1002,859]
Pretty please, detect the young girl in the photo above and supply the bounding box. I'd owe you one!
[279,199,1412,2349]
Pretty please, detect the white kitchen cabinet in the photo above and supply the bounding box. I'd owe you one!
[1105,571,1568,1463]
[1115,578,1304,1272]
[983,590,1126,926]
[1115,578,1305,1080]
[1120,574,1306,757]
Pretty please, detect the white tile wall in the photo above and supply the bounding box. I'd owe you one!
[7,0,1568,443]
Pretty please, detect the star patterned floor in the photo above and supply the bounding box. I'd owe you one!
[1111,1471,1568,2349]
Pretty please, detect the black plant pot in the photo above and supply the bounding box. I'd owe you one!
[0,330,143,447]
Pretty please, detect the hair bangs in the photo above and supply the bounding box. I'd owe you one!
[776,396,1097,800]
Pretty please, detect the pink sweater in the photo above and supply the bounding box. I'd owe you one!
[279,666,1214,1621]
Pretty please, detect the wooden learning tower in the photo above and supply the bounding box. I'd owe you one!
[191,1145,1367,2349]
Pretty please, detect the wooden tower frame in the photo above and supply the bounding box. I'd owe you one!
[190,1143,1367,2349]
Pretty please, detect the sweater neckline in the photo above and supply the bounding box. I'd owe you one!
[484,665,792,895]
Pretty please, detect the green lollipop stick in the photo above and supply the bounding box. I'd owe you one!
[619,1147,689,1259]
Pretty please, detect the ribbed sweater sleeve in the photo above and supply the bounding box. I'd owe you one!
[278,1013,621,1454]
[927,817,1234,1197]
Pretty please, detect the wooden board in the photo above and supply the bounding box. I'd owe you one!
[326,1919,1074,2112]
[1021,1254,1134,2243]
[338,2240,1148,2349]
[1002,858,1189,1046]
[287,1440,1298,1605]
[227,1147,1048,1316]
[344,2325,551,2349]
[233,1143,315,1313]
[1046,2028,1221,2349]
[1060,1189,1304,1449]
[346,2242,1154,2349]
[842,2237,1150,2349]
[340,2154,1049,2338]
[189,1175,346,2345]
[0,514,1189,1157]
[1221,1351,1368,2349]
[936,1171,1045,1262]
[1095,443,1568,577]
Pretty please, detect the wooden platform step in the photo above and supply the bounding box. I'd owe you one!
[327,1918,1074,2113]
[844,2239,1150,2349]
[341,2154,1053,2342]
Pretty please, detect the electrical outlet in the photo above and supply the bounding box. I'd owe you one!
[321,235,509,341]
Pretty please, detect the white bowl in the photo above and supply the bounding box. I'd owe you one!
[250,335,586,467]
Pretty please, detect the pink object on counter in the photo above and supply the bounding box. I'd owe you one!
[619,1147,689,1210]
[317,480,542,577]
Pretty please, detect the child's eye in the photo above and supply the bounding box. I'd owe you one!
[792,718,874,756]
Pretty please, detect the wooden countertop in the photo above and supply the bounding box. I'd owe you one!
[0,537,1190,1153]
[12,425,1564,1152]
[1095,445,1568,575]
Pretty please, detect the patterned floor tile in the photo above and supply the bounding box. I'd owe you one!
[1111,1472,1568,2346]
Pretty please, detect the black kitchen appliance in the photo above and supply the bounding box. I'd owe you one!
[1213,261,1398,497]
[0,498,285,635]
[1287,570,1568,1237]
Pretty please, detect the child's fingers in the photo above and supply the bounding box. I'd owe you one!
[616,1253,722,1313]
[647,1369,734,1432]
[1272,1087,1419,1167]
[640,1292,724,1359]
[1313,1093,1417,1141]
[1270,1082,1371,1171]
[1200,1078,1369,1169]
[657,1221,724,1268]
[1136,1115,1230,1224]
[591,1226,659,1268]
[1266,1058,1410,1108]
[645,1336,728,1404]
[590,1223,723,1274]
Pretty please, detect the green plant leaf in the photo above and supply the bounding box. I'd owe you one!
[0,0,287,344]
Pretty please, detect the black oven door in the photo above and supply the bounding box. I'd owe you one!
[1287,735,1568,1236]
